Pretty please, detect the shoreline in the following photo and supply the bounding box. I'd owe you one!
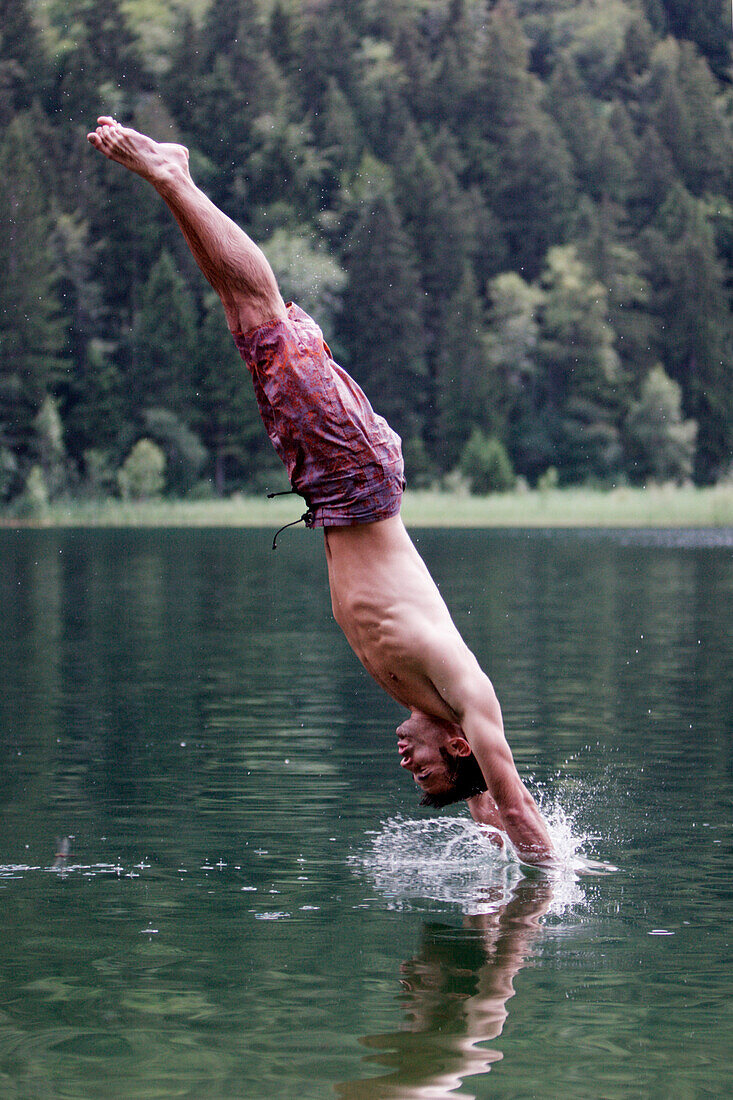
[2,485,732,530]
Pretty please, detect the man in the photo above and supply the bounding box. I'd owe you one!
[87,118,554,865]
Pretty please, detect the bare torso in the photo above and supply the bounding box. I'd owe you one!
[323,515,478,721]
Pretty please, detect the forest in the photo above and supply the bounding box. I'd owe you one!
[1,0,732,506]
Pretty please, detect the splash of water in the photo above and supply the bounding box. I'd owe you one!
[351,794,615,918]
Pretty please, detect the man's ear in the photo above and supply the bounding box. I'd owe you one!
[447,734,472,758]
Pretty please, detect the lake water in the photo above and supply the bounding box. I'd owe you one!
[1,526,731,1099]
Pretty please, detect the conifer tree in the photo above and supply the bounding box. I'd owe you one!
[647,38,732,197]
[660,0,732,79]
[471,1,576,277]
[641,186,732,480]
[576,199,655,388]
[547,56,633,205]
[393,134,473,316]
[0,116,67,456]
[486,271,546,480]
[196,296,269,494]
[130,250,198,423]
[536,246,622,482]
[432,267,495,470]
[338,196,428,441]
[0,0,49,124]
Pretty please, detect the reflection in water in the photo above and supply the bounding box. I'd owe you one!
[51,836,71,872]
[337,878,552,1099]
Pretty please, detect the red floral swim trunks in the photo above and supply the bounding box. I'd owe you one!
[232,303,405,527]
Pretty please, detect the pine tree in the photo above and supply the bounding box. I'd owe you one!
[130,250,198,422]
[433,267,494,470]
[536,246,623,482]
[48,0,146,127]
[393,134,473,316]
[0,116,67,456]
[576,198,655,388]
[0,0,49,125]
[660,0,732,79]
[470,1,576,278]
[196,296,270,494]
[338,196,428,440]
[486,271,547,481]
[646,38,732,198]
[547,56,633,205]
[641,186,732,481]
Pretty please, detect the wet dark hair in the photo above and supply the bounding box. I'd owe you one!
[419,748,488,808]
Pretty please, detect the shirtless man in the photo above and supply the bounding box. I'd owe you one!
[87,118,554,865]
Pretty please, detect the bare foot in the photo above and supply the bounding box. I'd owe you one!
[86,116,189,187]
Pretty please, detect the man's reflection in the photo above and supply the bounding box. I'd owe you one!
[336,878,552,1099]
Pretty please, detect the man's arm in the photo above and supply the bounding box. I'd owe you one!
[426,641,554,864]
[460,701,553,864]
[467,791,506,850]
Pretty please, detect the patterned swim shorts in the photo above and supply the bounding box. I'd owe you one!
[232,303,405,528]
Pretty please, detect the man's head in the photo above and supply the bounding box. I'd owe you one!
[396,711,487,807]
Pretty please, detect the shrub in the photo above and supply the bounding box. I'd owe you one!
[117,439,166,500]
[537,466,559,492]
[459,430,516,495]
[13,464,49,519]
[141,409,207,495]
[624,365,697,484]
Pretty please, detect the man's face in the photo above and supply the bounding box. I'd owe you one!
[396,713,466,798]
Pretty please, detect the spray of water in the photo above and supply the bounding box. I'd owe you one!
[351,791,616,918]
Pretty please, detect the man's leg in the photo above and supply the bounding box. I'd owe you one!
[87,117,287,334]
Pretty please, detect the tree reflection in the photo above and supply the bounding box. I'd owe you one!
[336,878,552,1099]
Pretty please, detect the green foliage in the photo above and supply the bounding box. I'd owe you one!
[402,434,435,490]
[14,464,49,519]
[537,466,559,493]
[459,430,516,496]
[433,266,494,470]
[624,364,697,484]
[659,0,732,79]
[141,408,207,495]
[195,294,269,493]
[537,246,622,482]
[34,395,69,499]
[0,441,18,500]
[338,195,427,440]
[261,230,347,341]
[117,438,166,499]
[83,448,116,497]
[641,186,733,480]
[1,0,731,504]
[131,250,198,419]
[0,116,68,454]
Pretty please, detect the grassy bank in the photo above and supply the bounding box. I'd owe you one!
[2,484,733,529]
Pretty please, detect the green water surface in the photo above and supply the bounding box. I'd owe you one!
[1,527,731,1099]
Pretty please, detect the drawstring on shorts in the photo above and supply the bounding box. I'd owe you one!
[267,488,315,549]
